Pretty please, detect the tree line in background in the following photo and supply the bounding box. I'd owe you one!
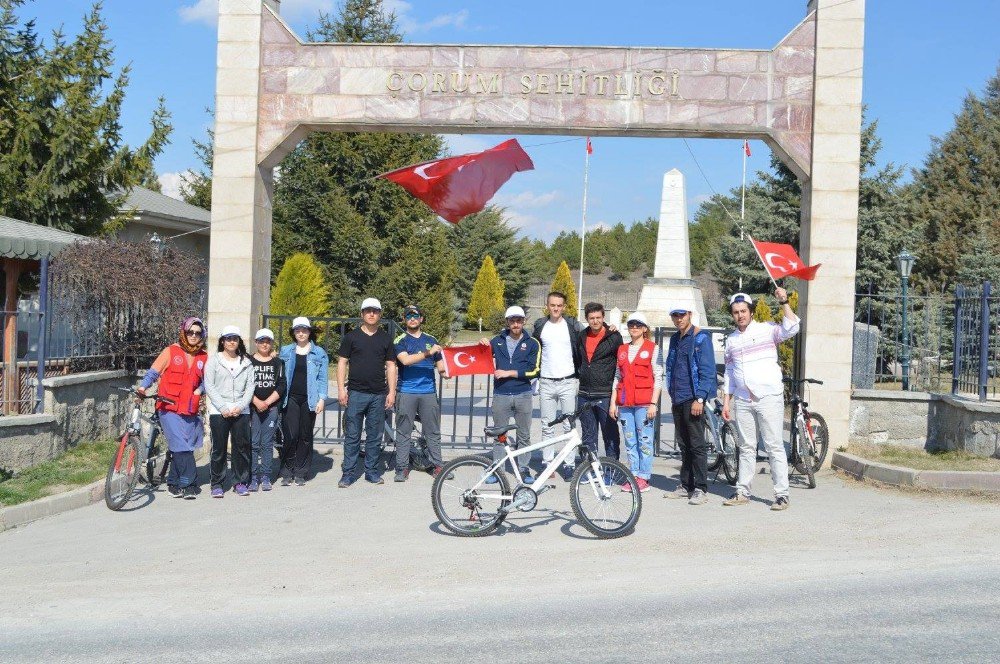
[6,1,999,340]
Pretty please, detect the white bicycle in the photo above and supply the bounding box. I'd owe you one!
[431,401,642,539]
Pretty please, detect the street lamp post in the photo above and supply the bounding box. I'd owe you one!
[896,250,916,390]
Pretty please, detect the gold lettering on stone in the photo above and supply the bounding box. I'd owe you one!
[579,73,588,95]
[556,73,573,94]
[594,74,609,95]
[648,72,666,95]
[632,73,642,96]
[432,72,447,92]
[614,74,627,95]
[383,69,682,97]
[387,72,404,92]
[476,72,501,94]
[671,69,680,96]
[451,72,469,93]
[536,74,550,94]
[408,72,426,92]
[520,74,533,93]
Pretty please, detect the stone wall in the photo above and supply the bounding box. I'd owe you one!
[0,370,132,472]
[849,389,1000,458]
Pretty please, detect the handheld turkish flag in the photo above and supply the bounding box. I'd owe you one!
[380,139,534,223]
[750,238,821,281]
[441,344,495,377]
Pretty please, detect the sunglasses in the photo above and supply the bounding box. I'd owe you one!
[255,338,273,343]
[506,317,525,323]
[362,308,381,314]
[221,335,239,342]
[404,313,421,319]
[626,322,646,328]
[185,330,203,336]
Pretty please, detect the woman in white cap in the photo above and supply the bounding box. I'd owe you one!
[609,312,662,493]
[278,317,330,486]
[249,328,285,492]
[203,326,255,498]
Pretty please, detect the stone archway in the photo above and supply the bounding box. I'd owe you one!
[209,0,864,451]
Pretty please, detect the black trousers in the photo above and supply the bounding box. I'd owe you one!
[209,414,251,489]
[672,400,709,493]
[281,395,316,480]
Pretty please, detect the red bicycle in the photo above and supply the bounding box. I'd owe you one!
[104,388,174,510]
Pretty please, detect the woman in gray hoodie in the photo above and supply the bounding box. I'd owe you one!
[204,325,255,497]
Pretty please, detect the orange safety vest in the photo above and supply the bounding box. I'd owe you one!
[157,344,206,416]
[616,340,656,406]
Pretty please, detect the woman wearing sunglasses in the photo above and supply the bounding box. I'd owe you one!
[204,326,255,497]
[136,317,208,499]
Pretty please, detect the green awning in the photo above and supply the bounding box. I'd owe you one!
[0,215,85,261]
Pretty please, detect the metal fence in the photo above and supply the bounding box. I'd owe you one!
[951,283,999,400]
[1,311,43,415]
[264,312,722,457]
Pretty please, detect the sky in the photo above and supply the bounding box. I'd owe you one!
[19,0,1000,242]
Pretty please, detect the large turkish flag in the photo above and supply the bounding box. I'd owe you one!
[441,344,495,377]
[381,139,535,223]
[751,238,821,281]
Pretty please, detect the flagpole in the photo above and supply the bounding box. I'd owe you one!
[577,140,591,319]
[739,139,747,291]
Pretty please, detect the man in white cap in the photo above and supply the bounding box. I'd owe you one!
[337,297,397,487]
[721,288,799,511]
[479,305,540,481]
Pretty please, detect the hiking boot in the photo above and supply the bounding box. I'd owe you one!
[294,477,306,486]
[248,476,260,492]
[771,496,789,511]
[234,483,249,496]
[211,487,224,499]
[663,486,691,500]
[688,488,708,505]
[183,486,197,500]
[723,493,749,506]
[280,476,292,487]
[519,467,534,483]
[338,475,354,488]
[167,485,182,498]
[394,469,409,482]
[260,476,272,492]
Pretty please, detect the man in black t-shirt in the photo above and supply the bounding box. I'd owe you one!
[336,297,397,486]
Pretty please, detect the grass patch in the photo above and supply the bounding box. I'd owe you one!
[848,443,1000,472]
[0,440,116,507]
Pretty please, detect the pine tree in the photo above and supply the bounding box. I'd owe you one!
[466,256,505,329]
[957,231,1000,288]
[270,253,332,319]
[548,260,578,318]
[0,1,172,234]
[181,113,213,210]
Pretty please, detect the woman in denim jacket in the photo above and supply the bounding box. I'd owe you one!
[278,316,330,485]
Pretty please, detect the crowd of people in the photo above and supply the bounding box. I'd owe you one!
[137,286,800,510]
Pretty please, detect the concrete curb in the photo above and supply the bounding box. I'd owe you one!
[832,451,1000,492]
[0,478,105,533]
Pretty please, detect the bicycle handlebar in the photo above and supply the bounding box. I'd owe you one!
[783,377,824,386]
[118,386,176,405]
[545,400,604,427]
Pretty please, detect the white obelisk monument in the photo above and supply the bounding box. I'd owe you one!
[636,169,708,327]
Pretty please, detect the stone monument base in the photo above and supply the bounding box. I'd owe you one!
[636,277,708,328]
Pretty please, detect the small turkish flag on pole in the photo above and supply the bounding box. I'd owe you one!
[744,139,751,157]
[586,137,593,155]
[750,237,821,282]
[441,344,496,377]
[381,139,534,223]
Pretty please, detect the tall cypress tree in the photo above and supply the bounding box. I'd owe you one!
[467,256,505,329]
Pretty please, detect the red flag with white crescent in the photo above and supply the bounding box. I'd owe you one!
[750,238,821,281]
[380,139,534,223]
[441,344,496,377]
[586,137,593,155]
[743,139,751,157]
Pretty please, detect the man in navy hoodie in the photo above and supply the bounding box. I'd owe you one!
[480,305,540,481]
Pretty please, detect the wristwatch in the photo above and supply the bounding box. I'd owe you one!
[696,397,705,404]
[778,299,789,305]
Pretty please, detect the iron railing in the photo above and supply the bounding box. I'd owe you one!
[0,310,43,415]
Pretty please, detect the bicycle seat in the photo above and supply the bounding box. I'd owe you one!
[484,424,517,438]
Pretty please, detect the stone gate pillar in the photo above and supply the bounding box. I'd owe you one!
[207,0,277,341]
[800,0,865,459]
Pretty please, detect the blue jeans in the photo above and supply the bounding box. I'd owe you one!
[342,390,386,480]
[619,406,653,480]
[578,396,620,460]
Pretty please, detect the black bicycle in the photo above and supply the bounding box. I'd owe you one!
[105,388,174,510]
[705,397,738,485]
[783,377,830,489]
[378,410,435,474]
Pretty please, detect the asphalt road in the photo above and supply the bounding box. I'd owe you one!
[1,453,998,663]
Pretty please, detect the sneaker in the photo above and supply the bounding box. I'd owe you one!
[248,476,260,492]
[183,486,197,500]
[280,476,292,487]
[432,466,455,480]
[394,469,409,482]
[234,483,249,496]
[620,481,634,493]
[211,487,224,499]
[261,476,272,492]
[771,496,789,511]
[365,475,384,485]
[663,486,691,500]
[723,493,749,506]
[167,485,182,498]
[602,469,615,487]
[484,473,499,485]
[519,467,534,483]
[559,465,575,482]
[635,477,651,493]
[338,475,354,488]
[294,477,307,486]
[688,488,708,505]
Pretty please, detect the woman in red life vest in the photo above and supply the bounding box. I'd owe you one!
[609,312,663,493]
[136,317,208,499]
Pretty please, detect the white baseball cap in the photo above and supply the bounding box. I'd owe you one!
[729,292,754,308]
[626,312,649,327]
[361,297,382,311]
[504,305,526,319]
[291,316,312,330]
[254,328,274,341]
[220,325,242,338]
[669,304,691,315]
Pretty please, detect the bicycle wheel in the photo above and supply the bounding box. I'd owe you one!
[569,457,641,539]
[105,433,141,510]
[805,412,829,472]
[720,422,739,486]
[793,423,817,489]
[409,436,435,472]
[704,421,721,470]
[431,455,511,537]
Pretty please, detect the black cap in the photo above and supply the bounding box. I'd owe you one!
[403,304,423,317]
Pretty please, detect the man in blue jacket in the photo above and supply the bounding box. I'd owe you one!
[664,304,718,505]
[480,305,540,482]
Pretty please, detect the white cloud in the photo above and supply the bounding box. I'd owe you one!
[158,171,194,201]
[443,134,492,156]
[496,189,561,209]
[384,1,469,34]
[179,0,335,28]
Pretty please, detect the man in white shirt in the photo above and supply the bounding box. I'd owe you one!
[532,291,585,480]
[721,288,800,511]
